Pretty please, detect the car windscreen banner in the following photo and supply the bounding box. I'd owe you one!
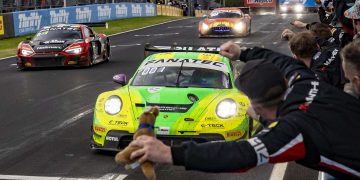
[12,3,156,36]
[140,59,229,73]
[244,0,276,7]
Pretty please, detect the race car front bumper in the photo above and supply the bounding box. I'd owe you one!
[91,130,226,151]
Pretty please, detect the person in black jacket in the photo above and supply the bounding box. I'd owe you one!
[127,42,360,179]
[341,40,360,98]
[289,31,345,89]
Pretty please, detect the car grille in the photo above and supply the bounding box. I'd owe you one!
[212,26,231,33]
[31,55,65,67]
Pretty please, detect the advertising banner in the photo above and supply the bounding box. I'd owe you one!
[0,16,4,35]
[244,0,276,7]
[279,0,316,7]
[12,3,156,36]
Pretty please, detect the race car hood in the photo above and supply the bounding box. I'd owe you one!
[29,39,83,53]
[204,18,243,27]
[128,86,223,123]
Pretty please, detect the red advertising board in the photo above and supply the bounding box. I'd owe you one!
[244,0,276,7]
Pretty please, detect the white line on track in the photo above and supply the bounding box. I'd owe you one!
[0,173,128,180]
[269,163,288,180]
[41,108,93,136]
[134,32,180,37]
[110,44,142,48]
[0,55,16,61]
[167,25,194,28]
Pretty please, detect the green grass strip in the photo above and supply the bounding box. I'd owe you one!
[0,15,186,59]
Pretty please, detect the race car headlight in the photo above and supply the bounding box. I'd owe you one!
[216,99,237,119]
[21,49,34,56]
[64,46,83,54]
[294,4,304,12]
[234,22,245,32]
[201,23,209,31]
[104,96,122,115]
[280,6,287,12]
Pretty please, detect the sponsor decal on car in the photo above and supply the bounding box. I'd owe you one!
[201,124,225,128]
[157,127,170,135]
[109,120,128,126]
[35,46,62,50]
[142,59,227,73]
[106,136,119,141]
[226,131,242,137]
[94,126,106,132]
[148,87,162,93]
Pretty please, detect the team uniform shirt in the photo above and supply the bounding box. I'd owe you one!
[171,47,360,179]
[312,37,346,90]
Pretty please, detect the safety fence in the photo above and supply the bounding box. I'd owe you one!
[0,0,147,13]
[156,4,183,16]
[195,9,210,17]
[0,3,158,39]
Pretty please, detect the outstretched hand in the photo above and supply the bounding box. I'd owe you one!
[281,29,295,41]
[130,135,173,165]
[291,20,307,29]
[219,41,242,61]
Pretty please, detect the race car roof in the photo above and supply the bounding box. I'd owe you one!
[213,7,242,11]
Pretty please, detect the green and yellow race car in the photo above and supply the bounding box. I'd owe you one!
[91,45,260,151]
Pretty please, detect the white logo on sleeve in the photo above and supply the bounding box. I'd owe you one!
[247,137,269,165]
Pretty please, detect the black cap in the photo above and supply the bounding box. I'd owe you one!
[235,59,287,104]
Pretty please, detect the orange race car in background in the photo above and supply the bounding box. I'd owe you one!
[198,7,251,37]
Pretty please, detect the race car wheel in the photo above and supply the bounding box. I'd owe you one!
[87,46,95,67]
[104,41,110,62]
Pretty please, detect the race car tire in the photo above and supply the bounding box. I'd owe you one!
[87,46,95,67]
[104,40,110,62]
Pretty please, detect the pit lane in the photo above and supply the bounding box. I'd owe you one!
[0,14,319,180]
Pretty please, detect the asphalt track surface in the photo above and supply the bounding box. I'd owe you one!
[0,14,320,180]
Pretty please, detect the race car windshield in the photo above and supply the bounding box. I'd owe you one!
[33,30,83,41]
[209,11,242,18]
[132,66,230,89]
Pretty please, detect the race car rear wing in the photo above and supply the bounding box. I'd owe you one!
[81,22,109,29]
[144,44,220,57]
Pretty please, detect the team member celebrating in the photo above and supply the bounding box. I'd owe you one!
[125,41,360,179]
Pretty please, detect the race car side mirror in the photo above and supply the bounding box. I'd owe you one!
[113,74,127,86]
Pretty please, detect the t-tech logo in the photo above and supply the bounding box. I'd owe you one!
[97,5,111,20]
[76,7,92,23]
[50,9,69,24]
[131,4,142,16]
[18,12,42,32]
[115,4,128,17]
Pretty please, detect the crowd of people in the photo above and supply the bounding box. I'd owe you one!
[123,0,360,179]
